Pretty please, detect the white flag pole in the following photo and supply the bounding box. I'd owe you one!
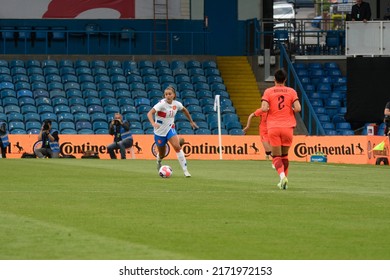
[214,94,223,160]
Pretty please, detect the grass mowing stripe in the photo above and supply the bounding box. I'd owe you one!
[0,159,389,259]
[0,211,187,260]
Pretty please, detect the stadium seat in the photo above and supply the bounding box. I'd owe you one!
[24,112,40,122]
[228,128,244,135]
[101,97,118,107]
[92,121,108,132]
[7,112,24,122]
[132,90,148,99]
[225,121,242,131]
[69,97,85,107]
[74,112,90,122]
[130,128,144,134]
[90,112,107,123]
[120,104,137,114]
[21,104,37,114]
[4,105,21,114]
[18,96,35,107]
[75,121,92,131]
[88,104,104,114]
[124,112,140,122]
[54,105,71,114]
[26,121,41,131]
[59,121,76,131]
[71,105,88,114]
[104,105,120,115]
[40,112,57,122]
[77,128,94,134]
[57,112,74,123]
[8,121,25,132]
[179,128,194,135]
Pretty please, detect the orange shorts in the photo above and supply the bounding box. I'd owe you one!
[260,131,269,143]
[268,127,294,147]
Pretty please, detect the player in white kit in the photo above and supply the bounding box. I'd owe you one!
[147,86,198,177]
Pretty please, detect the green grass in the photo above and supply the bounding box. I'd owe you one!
[0,159,389,260]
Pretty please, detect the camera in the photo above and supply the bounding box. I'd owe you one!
[114,119,120,125]
[43,123,50,130]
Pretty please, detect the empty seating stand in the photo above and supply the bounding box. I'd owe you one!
[0,58,242,135]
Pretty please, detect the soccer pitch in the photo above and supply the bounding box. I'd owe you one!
[0,159,389,260]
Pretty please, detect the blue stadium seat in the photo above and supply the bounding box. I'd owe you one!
[225,121,242,131]
[49,89,66,99]
[54,105,71,114]
[91,112,107,123]
[124,112,140,122]
[76,121,92,131]
[57,112,74,123]
[77,129,94,134]
[120,104,137,115]
[24,112,40,122]
[80,82,97,91]
[228,128,244,135]
[104,105,120,115]
[26,121,41,131]
[92,121,108,132]
[8,121,25,132]
[4,105,21,114]
[21,104,37,114]
[130,128,144,134]
[40,112,57,122]
[83,89,99,99]
[68,97,85,107]
[7,112,24,122]
[87,104,104,114]
[60,128,77,134]
[71,105,88,114]
[115,89,132,99]
[101,97,118,107]
[179,128,194,135]
[59,121,76,131]
[136,105,152,114]
[18,96,35,106]
[74,112,90,122]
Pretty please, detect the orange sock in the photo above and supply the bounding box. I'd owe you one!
[281,155,289,176]
[272,156,284,175]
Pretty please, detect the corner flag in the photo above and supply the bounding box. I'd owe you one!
[373,141,385,151]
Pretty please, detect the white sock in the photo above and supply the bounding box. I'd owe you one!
[156,153,161,162]
[279,172,286,180]
[176,150,187,171]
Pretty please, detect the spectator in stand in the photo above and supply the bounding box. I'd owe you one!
[351,0,371,23]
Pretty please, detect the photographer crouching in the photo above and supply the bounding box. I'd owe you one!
[35,120,60,158]
[107,113,133,159]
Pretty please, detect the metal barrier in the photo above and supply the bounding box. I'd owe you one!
[278,42,325,136]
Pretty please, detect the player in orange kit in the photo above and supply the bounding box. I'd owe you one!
[261,69,301,189]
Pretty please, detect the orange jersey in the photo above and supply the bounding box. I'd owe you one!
[261,85,298,129]
[253,108,268,137]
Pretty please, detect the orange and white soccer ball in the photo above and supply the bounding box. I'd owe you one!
[159,165,173,178]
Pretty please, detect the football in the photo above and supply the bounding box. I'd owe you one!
[159,165,173,178]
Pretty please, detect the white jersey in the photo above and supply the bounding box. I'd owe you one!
[153,99,184,136]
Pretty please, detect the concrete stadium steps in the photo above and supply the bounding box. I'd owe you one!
[216,56,261,135]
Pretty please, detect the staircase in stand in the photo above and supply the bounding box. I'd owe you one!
[216,56,262,135]
[153,0,169,54]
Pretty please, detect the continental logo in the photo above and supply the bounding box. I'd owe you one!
[60,142,108,155]
[181,142,248,156]
[294,142,362,158]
